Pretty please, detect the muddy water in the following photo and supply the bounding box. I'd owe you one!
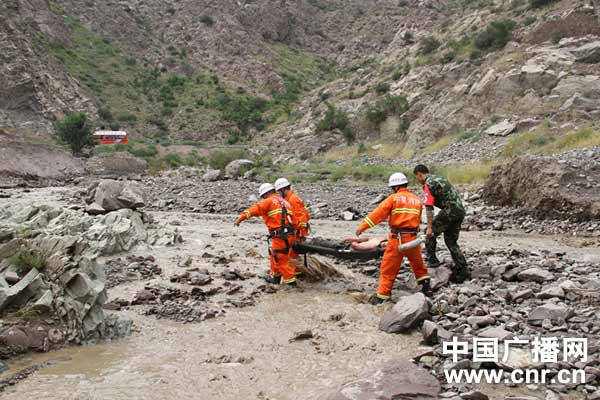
[2,290,424,400]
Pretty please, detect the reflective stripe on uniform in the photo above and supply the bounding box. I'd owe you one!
[376,293,390,300]
[391,208,420,215]
[267,208,282,216]
[416,275,431,282]
[298,222,308,227]
[364,217,376,228]
[283,277,297,284]
[268,208,293,217]
[244,210,251,218]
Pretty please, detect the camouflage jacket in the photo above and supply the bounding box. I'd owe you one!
[424,174,465,215]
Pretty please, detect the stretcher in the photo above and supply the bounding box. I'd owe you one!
[292,235,426,261]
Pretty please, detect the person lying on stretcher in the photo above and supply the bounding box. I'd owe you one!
[343,236,388,251]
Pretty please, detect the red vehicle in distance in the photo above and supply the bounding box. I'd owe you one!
[93,130,129,145]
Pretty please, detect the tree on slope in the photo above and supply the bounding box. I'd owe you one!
[54,112,93,155]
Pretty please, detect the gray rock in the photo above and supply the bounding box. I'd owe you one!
[573,41,600,63]
[327,359,440,400]
[341,211,355,221]
[528,303,572,326]
[0,360,7,373]
[511,289,534,302]
[461,390,489,400]
[478,326,514,341]
[85,202,106,215]
[431,266,452,290]
[537,286,565,300]
[202,169,222,182]
[379,293,429,333]
[422,320,438,345]
[558,279,580,292]
[0,268,40,311]
[225,159,254,178]
[91,180,146,211]
[467,315,495,329]
[518,267,554,283]
[485,119,516,137]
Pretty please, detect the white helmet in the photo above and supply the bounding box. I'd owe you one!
[388,172,408,187]
[274,177,291,191]
[258,183,275,197]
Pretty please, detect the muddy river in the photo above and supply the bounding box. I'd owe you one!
[1,188,598,399]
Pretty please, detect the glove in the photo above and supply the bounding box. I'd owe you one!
[234,218,242,227]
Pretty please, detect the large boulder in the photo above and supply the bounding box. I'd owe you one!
[572,41,600,64]
[483,152,600,220]
[87,179,146,213]
[225,159,254,178]
[379,293,429,333]
[327,359,440,400]
[85,152,147,177]
[528,303,573,326]
[202,169,223,182]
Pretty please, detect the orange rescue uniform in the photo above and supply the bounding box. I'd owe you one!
[238,193,297,284]
[284,190,310,264]
[284,190,310,237]
[357,188,430,300]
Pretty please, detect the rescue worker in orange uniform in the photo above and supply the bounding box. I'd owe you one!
[355,173,432,304]
[234,183,297,285]
[274,178,310,277]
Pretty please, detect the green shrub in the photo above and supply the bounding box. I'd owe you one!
[9,249,46,274]
[116,112,138,123]
[54,112,93,154]
[316,104,354,144]
[529,0,558,8]
[97,106,113,121]
[365,95,410,125]
[208,149,247,170]
[419,36,441,55]
[164,153,183,167]
[474,19,516,51]
[200,15,215,26]
[523,16,537,26]
[374,82,390,95]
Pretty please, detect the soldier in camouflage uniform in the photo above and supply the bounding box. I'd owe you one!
[413,164,470,283]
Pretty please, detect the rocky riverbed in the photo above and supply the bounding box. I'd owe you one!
[0,183,598,400]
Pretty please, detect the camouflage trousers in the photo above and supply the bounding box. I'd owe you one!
[425,210,470,281]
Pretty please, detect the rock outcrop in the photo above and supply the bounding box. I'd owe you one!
[86,179,147,214]
[85,152,147,177]
[0,201,181,358]
[483,148,600,221]
[328,359,440,400]
[379,292,429,334]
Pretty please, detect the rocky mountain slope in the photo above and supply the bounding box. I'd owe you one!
[0,0,438,141]
[1,0,598,167]
[262,0,600,161]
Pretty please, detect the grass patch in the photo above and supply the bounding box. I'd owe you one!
[317,104,354,144]
[208,148,248,170]
[431,161,495,185]
[9,249,47,274]
[503,126,600,157]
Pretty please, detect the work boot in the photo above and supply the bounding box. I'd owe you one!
[262,274,281,284]
[450,267,471,284]
[367,294,385,305]
[427,258,441,269]
[419,279,433,298]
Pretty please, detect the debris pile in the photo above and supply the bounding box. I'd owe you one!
[0,201,181,358]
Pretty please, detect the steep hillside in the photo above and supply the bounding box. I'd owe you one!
[1,0,599,170]
[261,0,600,163]
[0,0,439,142]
